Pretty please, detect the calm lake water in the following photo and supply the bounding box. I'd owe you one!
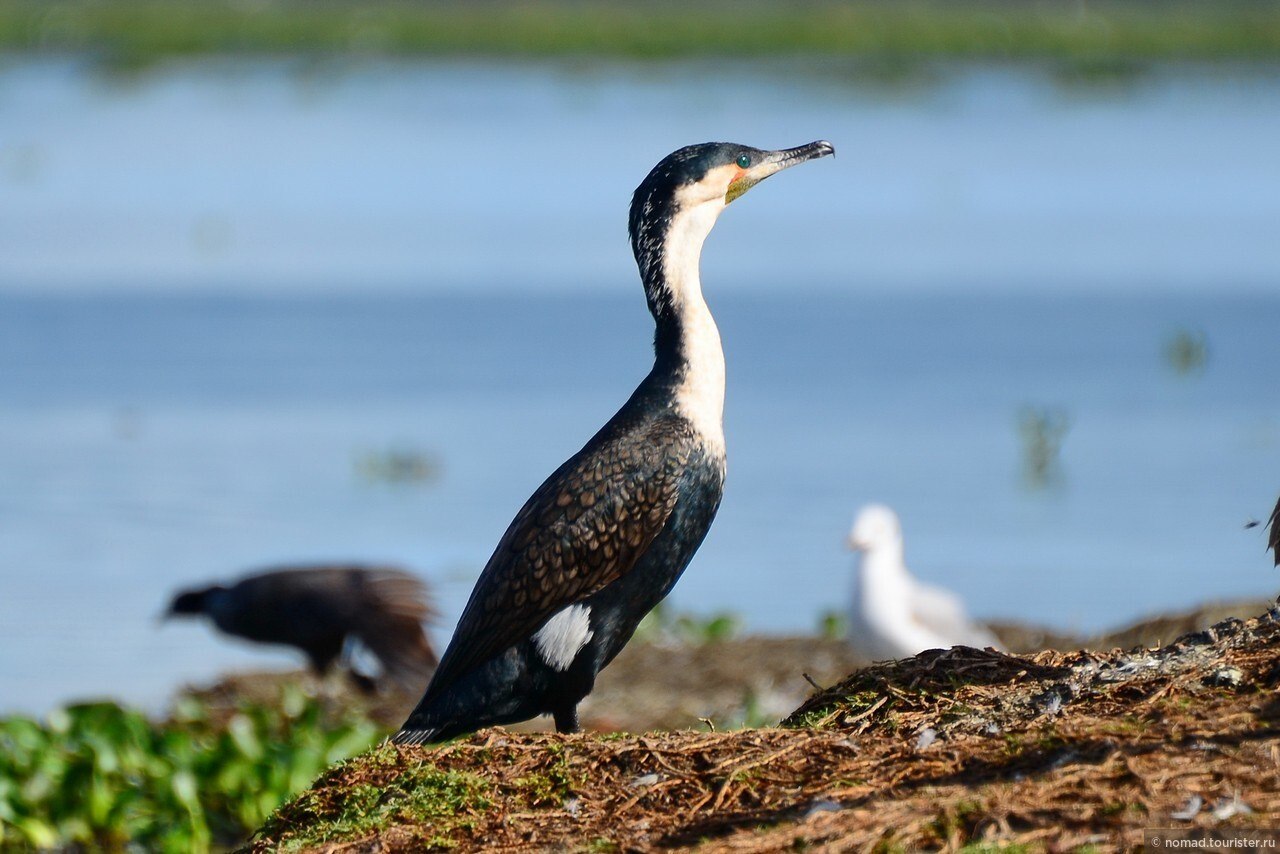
[1,59,1278,714]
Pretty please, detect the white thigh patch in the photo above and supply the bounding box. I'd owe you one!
[532,604,594,672]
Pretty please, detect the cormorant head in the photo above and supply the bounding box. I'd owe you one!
[165,586,223,618]
[629,141,834,315]
[847,504,903,552]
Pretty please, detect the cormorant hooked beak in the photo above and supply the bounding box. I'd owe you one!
[726,140,835,204]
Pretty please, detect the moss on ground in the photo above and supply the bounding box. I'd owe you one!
[260,744,492,851]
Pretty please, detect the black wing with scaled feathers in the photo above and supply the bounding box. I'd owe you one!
[422,416,699,700]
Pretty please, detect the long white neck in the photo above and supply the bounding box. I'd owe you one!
[661,203,726,457]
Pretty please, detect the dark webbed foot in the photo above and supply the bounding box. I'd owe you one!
[553,706,580,734]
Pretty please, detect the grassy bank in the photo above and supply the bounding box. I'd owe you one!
[3,1,1280,69]
[254,607,1280,851]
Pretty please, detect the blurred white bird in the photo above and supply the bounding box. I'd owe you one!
[845,504,1002,661]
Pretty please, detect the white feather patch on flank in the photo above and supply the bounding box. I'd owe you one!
[664,179,729,459]
[532,604,595,672]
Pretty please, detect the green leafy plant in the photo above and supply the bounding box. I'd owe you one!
[0,687,383,851]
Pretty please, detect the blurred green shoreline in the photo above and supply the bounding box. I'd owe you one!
[4,1,1280,71]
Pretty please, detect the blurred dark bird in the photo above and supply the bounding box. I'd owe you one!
[394,140,834,745]
[166,565,438,692]
[1268,497,1280,567]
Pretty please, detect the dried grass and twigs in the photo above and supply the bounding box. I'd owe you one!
[252,605,1280,852]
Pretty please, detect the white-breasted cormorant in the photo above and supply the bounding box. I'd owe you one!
[165,564,438,692]
[394,140,834,744]
[846,504,1002,661]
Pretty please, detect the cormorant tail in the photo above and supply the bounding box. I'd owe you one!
[349,569,440,691]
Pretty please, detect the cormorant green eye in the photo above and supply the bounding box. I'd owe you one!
[736,154,751,169]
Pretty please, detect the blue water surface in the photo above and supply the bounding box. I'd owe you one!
[1,59,1278,713]
[2,290,1277,714]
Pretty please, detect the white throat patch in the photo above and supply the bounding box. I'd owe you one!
[532,604,595,672]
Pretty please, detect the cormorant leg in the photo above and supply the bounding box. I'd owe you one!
[347,670,378,695]
[553,705,580,734]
